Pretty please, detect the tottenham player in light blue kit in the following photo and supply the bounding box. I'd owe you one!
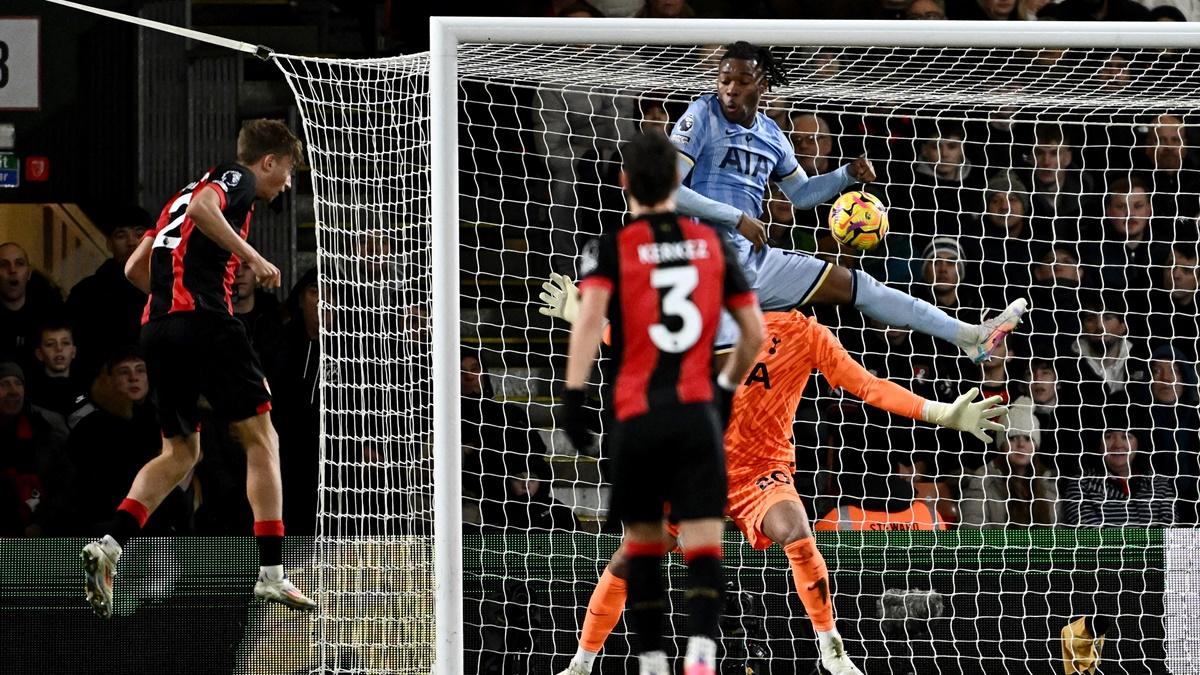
[672,41,1024,362]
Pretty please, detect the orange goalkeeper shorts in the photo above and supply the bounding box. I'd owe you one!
[661,464,800,550]
[726,462,802,550]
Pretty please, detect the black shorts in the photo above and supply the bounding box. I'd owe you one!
[608,402,727,525]
[140,312,272,438]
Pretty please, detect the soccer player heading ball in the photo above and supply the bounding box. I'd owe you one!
[562,131,766,675]
[668,41,1024,360]
[81,120,317,618]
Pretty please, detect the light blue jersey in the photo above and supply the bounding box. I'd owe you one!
[670,94,801,225]
[668,93,856,345]
[661,94,981,354]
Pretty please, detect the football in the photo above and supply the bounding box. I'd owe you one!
[828,190,889,251]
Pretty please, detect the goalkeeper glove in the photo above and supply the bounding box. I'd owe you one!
[921,387,1007,443]
[538,272,580,325]
[561,388,594,453]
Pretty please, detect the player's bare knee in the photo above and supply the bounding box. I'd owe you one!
[763,501,813,545]
[161,437,201,476]
[232,414,279,458]
[780,519,813,545]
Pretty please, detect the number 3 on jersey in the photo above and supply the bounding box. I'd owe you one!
[649,266,701,353]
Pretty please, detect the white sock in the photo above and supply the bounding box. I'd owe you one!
[684,635,717,666]
[571,647,597,671]
[817,628,840,652]
[260,564,284,582]
[638,650,669,675]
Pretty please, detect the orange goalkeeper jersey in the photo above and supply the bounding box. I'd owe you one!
[724,312,929,471]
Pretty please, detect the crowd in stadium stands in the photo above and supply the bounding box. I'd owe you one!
[454,0,1200,534]
[797,109,1199,530]
[0,215,323,538]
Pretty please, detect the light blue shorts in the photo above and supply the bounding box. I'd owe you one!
[716,231,832,349]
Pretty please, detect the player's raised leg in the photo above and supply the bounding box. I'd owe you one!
[231,412,317,611]
[82,432,200,619]
[753,250,1025,364]
[811,265,1025,363]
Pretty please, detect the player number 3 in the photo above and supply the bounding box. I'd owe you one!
[649,266,702,353]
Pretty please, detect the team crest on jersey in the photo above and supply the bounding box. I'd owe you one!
[679,114,694,132]
[220,169,243,187]
[579,239,600,277]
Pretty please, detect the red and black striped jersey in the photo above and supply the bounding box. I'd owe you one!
[142,163,257,324]
[578,212,756,421]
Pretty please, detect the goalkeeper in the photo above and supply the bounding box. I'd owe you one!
[669,41,1024,363]
[543,277,1007,675]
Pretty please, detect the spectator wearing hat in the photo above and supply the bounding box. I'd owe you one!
[1062,411,1174,527]
[0,361,70,536]
[0,243,66,374]
[66,206,150,379]
[960,396,1060,528]
[1143,344,1200,525]
[1067,291,1151,407]
[907,236,988,474]
[963,171,1042,309]
[914,236,976,313]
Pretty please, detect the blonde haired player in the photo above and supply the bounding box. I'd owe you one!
[542,276,1007,675]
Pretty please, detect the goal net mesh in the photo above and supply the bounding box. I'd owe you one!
[278,53,436,674]
[277,43,1200,674]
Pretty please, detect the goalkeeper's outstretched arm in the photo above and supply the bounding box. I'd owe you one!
[812,322,1007,442]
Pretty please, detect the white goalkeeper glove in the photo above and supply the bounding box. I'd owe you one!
[921,387,1008,443]
[538,272,580,325]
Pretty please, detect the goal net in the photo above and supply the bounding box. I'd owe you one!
[277,53,436,673]
[276,23,1200,675]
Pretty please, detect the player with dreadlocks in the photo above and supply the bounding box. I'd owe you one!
[542,41,1025,363]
